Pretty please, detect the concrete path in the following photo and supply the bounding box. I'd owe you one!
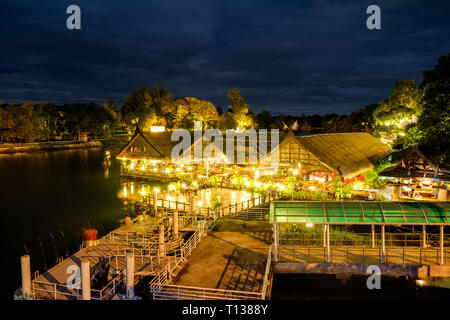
[172,231,269,293]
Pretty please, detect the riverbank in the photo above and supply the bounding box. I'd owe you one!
[0,140,105,154]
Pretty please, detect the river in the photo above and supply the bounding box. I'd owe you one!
[1,147,136,295]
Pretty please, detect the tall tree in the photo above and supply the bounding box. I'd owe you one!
[227,88,256,130]
[173,97,219,130]
[417,54,450,165]
[373,80,421,132]
[120,86,156,132]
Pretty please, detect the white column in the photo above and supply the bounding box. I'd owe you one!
[422,225,427,248]
[21,255,31,299]
[440,225,444,265]
[371,225,376,248]
[323,224,327,248]
[326,224,330,263]
[126,253,135,299]
[173,211,179,239]
[81,260,91,300]
[381,225,386,264]
[158,223,166,257]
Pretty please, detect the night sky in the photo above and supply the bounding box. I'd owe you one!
[1,0,449,115]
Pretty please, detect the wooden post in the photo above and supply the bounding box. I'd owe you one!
[371,225,375,248]
[273,222,278,262]
[81,260,91,300]
[173,211,179,239]
[189,192,193,212]
[21,255,31,299]
[323,224,326,248]
[381,225,386,264]
[440,225,444,265]
[153,191,158,214]
[326,224,330,263]
[158,223,166,257]
[126,253,135,299]
[392,185,401,201]
[422,225,427,248]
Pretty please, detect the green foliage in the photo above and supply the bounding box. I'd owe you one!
[331,177,353,199]
[210,196,223,210]
[363,156,391,188]
[231,174,244,186]
[403,126,425,147]
[209,174,221,187]
[173,97,219,130]
[416,54,450,164]
[279,224,373,246]
[0,103,46,142]
[227,88,256,130]
[373,80,421,128]
[285,175,297,198]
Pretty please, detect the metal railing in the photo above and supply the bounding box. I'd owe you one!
[277,245,450,265]
[279,232,450,247]
[151,283,264,300]
[261,246,273,300]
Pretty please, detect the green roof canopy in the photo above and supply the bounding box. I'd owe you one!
[270,201,449,225]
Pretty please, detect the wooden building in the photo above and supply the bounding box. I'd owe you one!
[265,130,392,179]
[379,145,450,201]
[117,127,392,181]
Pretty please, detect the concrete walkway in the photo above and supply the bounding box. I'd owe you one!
[172,231,269,293]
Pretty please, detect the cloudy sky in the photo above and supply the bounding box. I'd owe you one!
[0,0,449,115]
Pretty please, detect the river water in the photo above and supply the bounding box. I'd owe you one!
[2,147,449,299]
[1,147,134,295]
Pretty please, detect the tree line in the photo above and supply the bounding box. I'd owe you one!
[0,54,448,165]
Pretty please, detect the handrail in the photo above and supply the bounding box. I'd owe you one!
[277,245,449,265]
[150,283,263,300]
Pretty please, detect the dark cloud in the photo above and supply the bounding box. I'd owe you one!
[0,0,449,115]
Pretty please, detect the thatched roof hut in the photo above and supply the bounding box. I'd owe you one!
[379,145,450,181]
[265,130,392,178]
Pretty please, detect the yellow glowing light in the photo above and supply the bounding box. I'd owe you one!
[244,181,250,187]
[181,183,187,189]
[168,184,175,191]
[130,184,134,194]
[129,161,135,169]
[192,181,198,187]
[150,126,165,132]
[140,165,145,171]
[153,167,157,172]
[154,187,160,193]
[197,200,203,206]
[293,169,299,175]
[123,186,127,198]
[165,168,170,174]
[308,186,316,191]
[176,168,181,172]
[140,186,146,196]
[306,223,314,228]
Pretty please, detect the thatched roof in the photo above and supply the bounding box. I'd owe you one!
[380,145,450,181]
[117,127,283,163]
[117,127,189,160]
[295,132,392,177]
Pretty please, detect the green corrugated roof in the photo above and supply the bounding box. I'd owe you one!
[270,201,449,225]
